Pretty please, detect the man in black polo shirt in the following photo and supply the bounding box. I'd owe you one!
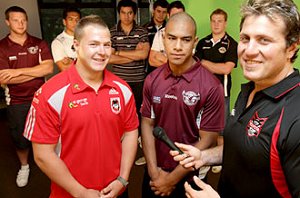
[171,0,300,197]
[195,8,237,128]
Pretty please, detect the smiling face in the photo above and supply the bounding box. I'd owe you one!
[238,15,296,89]
[74,24,112,74]
[163,14,198,70]
[6,12,27,36]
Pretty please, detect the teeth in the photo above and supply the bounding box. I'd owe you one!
[246,60,260,64]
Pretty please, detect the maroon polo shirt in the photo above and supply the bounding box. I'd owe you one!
[0,34,53,105]
[141,59,225,171]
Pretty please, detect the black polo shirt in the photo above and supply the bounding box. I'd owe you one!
[195,33,238,97]
[219,69,300,198]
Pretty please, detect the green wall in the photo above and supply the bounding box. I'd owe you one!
[169,0,300,109]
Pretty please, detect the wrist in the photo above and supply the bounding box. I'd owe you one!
[117,176,129,188]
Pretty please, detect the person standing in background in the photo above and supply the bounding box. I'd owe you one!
[51,6,81,71]
[195,8,237,127]
[24,15,138,198]
[143,0,169,74]
[0,6,53,187]
[148,1,185,68]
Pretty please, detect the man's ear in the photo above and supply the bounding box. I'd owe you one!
[287,42,299,60]
[73,39,79,51]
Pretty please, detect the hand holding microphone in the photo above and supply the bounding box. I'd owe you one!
[153,127,197,170]
[152,127,184,154]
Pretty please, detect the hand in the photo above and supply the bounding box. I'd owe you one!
[150,169,175,196]
[99,179,124,198]
[170,142,204,170]
[0,69,21,83]
[185,176,220,198]
[77,188,101,198]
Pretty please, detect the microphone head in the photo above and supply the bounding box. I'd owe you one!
[153,127,165,140]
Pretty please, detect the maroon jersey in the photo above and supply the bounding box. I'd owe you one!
[141,60,225,170]
[0,34,52,105]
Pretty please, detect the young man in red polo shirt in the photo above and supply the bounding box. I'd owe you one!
[24,15,138,198]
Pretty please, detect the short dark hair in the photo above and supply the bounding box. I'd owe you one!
[167,1,185,14]
[117,0,137,15]
[153,0,169,10]
[74,15,108,41]
[63,6,81,19]
[210,8,228,21]
[5,6,27,20]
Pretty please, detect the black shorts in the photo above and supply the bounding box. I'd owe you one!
[7,103,31,149]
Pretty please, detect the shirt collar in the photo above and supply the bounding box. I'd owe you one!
[67,62,117,94]
[163,57,201,83]
[241,69,300,100]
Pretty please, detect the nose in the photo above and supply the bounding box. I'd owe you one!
[97,45,106,55]
[174,39,182,51]
[242,40,259,57]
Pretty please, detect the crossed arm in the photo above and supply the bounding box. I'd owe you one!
[109,42,150,65]
[200,59,235,75]
[0,59,53,84]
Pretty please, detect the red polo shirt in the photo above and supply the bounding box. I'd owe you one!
[24,64,139,197]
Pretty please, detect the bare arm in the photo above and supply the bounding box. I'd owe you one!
[32,143,100,198]
[141,117,160,178]
[148,50,167,67]
[166,130,219,184]
[56,58,73,71]
[100,129,138,197]
[0,59,53,84]
[118,42,150,61]
[201,59,235,75]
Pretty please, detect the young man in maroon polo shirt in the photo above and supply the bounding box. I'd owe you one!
[140,12,224,198]
[0,6,53,187]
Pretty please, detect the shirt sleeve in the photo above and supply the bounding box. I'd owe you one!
[123,88,139,132]
[140,75,152,118]
[40,40,53,61]
[0,43,9,70]
[200,83,225,132]
[51,38,66,63]
[23,88,61,144]
[151,29,164,52]
[281,119,300,196]
[224,37,238,67]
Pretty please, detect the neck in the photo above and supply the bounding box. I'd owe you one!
[170,58,195,76]
[64,29,74,36]
[9,32,27,45]
[75,63,104,92]
[212,32,225,41]
[121,23,133,35]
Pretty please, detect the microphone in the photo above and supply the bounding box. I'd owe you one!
[153,127,184,154]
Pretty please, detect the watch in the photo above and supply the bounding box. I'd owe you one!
[117,176,129,187]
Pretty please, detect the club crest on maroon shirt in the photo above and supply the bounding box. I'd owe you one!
[182,90,200,106]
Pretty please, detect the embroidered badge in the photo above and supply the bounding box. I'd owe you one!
[68,98,88,109]
[182,90,200,106]
[246,111,268,137]
[111,97,121,114]
[27,46,38,54]
[218,47,227,54]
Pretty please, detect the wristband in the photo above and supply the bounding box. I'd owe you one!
[117,176,129,187]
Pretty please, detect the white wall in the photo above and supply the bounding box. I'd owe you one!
[0,0,41,38]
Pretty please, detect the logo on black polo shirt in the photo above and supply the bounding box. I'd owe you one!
[111,97,121,114]
[182,91,200,106]
[246,111,268,137]
[218,47,226,54]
